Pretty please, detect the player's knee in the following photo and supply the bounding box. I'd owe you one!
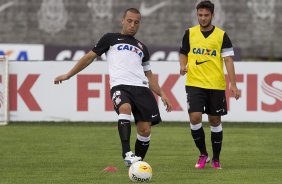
[190,117,202,124]
[208,116,221,126]
[189,112,202,124]
[119,103,131,114]
[137,127,151,137]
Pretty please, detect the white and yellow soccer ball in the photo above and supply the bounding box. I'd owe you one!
[128,161,152,182]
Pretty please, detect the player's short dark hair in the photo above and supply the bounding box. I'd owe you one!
[196,0,214,14]
[123,8,141,18]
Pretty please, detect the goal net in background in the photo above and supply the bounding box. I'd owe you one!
[0,56,9,126]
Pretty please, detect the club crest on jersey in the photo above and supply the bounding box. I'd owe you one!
[193,48,217,56]
[112,91,121,107]
[117,44,143,58]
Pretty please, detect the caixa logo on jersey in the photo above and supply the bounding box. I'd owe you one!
[193,47,217,56]
[117,44,143,58]
[0,44,44,61]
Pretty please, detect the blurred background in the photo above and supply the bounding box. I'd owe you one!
[0,0,281,61]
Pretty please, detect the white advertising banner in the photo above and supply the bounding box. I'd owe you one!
[0,44,44,61]
[5,61,282,122]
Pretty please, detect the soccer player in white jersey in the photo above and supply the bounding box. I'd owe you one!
[54,8,172,167]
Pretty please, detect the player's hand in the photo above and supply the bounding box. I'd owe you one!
[54,74,70,84]
[180,66,187,75]
[160,93,172,112]
[230,84,240,100]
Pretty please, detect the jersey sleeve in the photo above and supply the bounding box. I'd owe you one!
[221,32,234,58]
[142,45,151,72]
[92,33,111,56]
[179,29,190,55]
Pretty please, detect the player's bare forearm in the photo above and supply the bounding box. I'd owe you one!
[66,51,97,78]
[179,54,188,75]
[145,70,172,111]
[54,51,97,84]
[224,57,237,86]
[145,70,162,96]
[224,56,240,100]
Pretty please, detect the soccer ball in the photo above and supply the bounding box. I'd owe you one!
[128,161,152,182]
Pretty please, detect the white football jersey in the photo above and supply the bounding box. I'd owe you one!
[92,33,151,88]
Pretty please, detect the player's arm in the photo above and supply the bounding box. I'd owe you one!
[179,29,189,75]
[179,53,188,75]
[54,51,97,84]
[54,33,111,84]
[221,32,240,100]
[224,56,240,100]
[145,70,172,112]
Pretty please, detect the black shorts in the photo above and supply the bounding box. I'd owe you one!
[185,86,227,116]
[110,85,161,125]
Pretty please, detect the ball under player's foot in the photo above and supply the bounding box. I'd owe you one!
[124,151,142,167]
[195,154,210,169]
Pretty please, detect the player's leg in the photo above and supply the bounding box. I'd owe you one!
[118,103,142,167]
[186,86,210,168]
[118,103,132,159]
[111,86,141,166]
[189,112,210,168]
[132,86,161,160]
[208,115,222,169]
[135,121,151,160]
[119,103,142,167]
[189,112,208,156]
[207,89,227,169]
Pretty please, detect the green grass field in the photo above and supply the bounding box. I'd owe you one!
[0,122,282,184]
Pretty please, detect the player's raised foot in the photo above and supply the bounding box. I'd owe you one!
[124,151,142,167]
[211,159,222,169]
[195,154,210,169]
